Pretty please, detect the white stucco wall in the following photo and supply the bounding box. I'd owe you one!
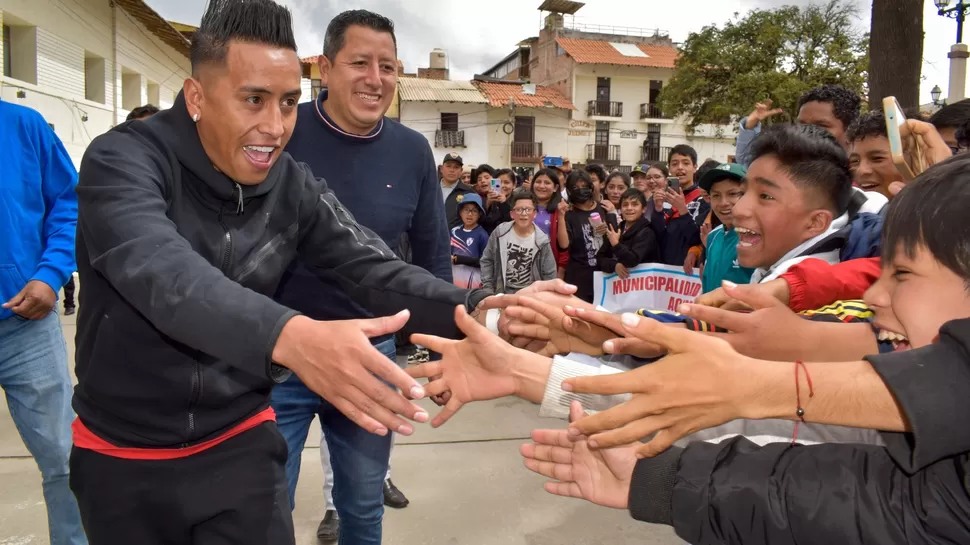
[485,106,570,167]
[570,64,737,166]
[399,101,490,167]
[0,0,190,167]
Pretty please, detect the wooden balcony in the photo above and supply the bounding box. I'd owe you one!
[511,141,543,163]
[435,129,465,148]
[587,100,623,118]
[586,144,621,165]
[639,103,669,120]
[641,145,672,164]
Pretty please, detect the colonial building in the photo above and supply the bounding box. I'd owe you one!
[481,0,737,169]
[0,0,191,166]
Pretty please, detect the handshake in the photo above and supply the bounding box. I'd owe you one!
[278,278,868,511]
[372,280,792,509]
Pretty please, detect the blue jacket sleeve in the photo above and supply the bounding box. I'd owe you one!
[408,144,453,282]
[735,117,761,167]
[33,122,78,292]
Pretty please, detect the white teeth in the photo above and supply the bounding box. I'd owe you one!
[735,227,759,235]
[244,146,275,153]
[356,93,380,100]
[877,330,909,342]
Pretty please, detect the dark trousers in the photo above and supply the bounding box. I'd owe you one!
[63,276,75,309]
[69,421,295,545]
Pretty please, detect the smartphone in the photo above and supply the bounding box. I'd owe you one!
[543,156,564,167]
[883,96,918,181]
[667,176,681,190]
[490,177,501,193]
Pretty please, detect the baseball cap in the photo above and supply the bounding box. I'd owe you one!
[457,192,485,215]
[443,152,464,166]
[699,163,746,193]
[630,165,647,177]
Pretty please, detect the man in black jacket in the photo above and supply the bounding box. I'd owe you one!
[69,1,486,543]
[441,152,476,228]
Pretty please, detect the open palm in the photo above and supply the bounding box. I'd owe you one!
[522,401,637,509]
[408,306,520,427]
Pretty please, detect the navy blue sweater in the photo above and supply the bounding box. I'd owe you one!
[274,91,452,324]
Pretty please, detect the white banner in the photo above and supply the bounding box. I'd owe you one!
[593,263,702,314]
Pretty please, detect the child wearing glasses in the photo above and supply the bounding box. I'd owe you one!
[480,190,557,294]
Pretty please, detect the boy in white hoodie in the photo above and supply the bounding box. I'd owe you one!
[732,124,857,283]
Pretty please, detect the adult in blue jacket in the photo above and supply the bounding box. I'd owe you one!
[271,9,453,543]
[0,99,86,545]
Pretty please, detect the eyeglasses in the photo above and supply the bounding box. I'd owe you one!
[512,207,535,214]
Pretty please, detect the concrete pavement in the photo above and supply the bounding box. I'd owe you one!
[0,309,682,545]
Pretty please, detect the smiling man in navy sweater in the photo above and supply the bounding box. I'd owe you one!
[272,9,451,545]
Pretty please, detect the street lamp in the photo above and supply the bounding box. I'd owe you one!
[932,84,947,107]
[936,0,970,44]
[938,1,970,101]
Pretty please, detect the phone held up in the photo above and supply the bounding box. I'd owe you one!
[667,176,681,190]
[543,156,564,167]
[883,96,922,181]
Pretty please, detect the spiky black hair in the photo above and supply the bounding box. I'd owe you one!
[749,123,853,216]
[191,0,297,72]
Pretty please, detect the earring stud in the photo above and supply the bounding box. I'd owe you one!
[192,113,200,122]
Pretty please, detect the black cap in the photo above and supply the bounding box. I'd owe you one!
[443,152,463,166]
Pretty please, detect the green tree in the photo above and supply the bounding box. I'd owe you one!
[660,0,869,131]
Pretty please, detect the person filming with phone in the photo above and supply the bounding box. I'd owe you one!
[661,145,710,268]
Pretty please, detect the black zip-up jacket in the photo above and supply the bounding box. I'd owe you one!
[596,217,660,272]
[73,94,486,448]
[627,318,970,544]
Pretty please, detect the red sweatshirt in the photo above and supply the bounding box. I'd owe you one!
[780,257,881,312]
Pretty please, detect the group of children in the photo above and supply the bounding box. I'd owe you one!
[448,143,760,302]
[448,163,652,300]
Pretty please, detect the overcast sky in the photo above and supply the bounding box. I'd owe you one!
[146,0,961,105]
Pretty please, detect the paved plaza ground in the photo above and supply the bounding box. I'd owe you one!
[0,308,681,545]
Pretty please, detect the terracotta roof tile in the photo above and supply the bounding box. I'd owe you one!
[555,38,678,69]
[300,56,320,66]
[473,81,575,110]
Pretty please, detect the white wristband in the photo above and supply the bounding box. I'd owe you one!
[485,308,502,335]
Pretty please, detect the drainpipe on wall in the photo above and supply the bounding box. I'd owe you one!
[111,0,118,126]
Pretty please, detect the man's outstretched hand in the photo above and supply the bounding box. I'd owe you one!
[521,401,637,509]
[272,311,429,437]
[407,306,547,427]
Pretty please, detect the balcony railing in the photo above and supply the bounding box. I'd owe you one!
[639,103,669,119]
[435,129,465,148]
[641,145,672,164]
[511,141,543,163]
[586,144,621,164]
[587,100,623,118]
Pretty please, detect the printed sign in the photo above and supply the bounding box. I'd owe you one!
[593,263,702,313]
[619,130,639,139]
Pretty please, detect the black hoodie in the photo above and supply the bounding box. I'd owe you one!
[73,93,486,448]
